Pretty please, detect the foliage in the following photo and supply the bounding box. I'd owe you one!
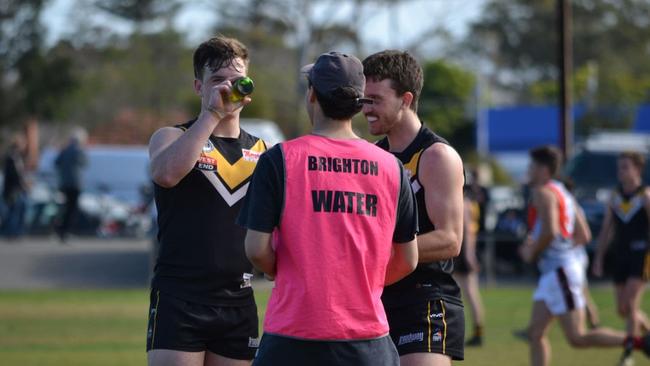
[466,0,650,132]
[94,0,179,25]
[0,0,76,127]
[419,60,475,153]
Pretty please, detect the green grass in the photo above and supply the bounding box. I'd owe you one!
[0,286,647,365]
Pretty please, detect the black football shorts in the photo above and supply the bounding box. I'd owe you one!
[385,298,464,361]
[146,289,259,360]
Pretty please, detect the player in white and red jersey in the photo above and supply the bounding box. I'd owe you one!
[519,146,650,366]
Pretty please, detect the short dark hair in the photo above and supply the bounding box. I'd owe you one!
[362,50,424,112]
[309,81,362,121]
[530,145,563,177]
[619,151,646,171]
[193,35,249,80]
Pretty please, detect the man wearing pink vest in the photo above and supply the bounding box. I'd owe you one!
[238,51,419,365]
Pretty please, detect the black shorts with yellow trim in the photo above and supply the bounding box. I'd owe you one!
[613,249,650,284]
[385,298,464,360]
[146,288,259,360]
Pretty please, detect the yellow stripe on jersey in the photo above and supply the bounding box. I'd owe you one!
[427,300,432,353]
[441,300,447,355]
[151,290,161,348]
[403,149,423,180]
[620,200,633,214]
[202,139,266,191]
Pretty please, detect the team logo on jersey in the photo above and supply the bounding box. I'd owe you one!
[242,148,262,162]
[431,329,442,343]
[203,140,215,153]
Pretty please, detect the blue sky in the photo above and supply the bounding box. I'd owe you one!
[41,0,486,54]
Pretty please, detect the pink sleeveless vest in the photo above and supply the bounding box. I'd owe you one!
[264,134,401,340]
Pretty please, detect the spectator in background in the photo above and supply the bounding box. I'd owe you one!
[495,209,527,238]
[454,186,486,347]
[469,167,490,235]
[54,128,88,242]
[1,134,29,239]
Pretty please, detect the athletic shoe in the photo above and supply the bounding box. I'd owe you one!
[618,337,635,366]
[465,335,483,347]
[512,329,529,343]
[617,351,634,366]
[643,333,650,357]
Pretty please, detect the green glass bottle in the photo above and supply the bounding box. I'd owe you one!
[230,76,254,103]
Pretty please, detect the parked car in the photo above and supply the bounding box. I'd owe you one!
[29,145,152,238]
[240,118,286,146]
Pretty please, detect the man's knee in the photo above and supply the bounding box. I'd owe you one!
[618,302,631,318]
[565,333,588,349]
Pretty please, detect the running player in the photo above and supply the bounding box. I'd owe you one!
[593,151,650,364]
[454,184,485,347]
[238,51,419,366]
[362,50,465,365]
[146,36,265,366]
[560,178,601,330]
[521,146,650,366]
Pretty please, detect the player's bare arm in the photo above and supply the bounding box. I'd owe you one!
[244,230,276,278]
[149,82,251,188]
[385,239,418,285]
[573,205,592,246]
[522,187,558,263]
[593,197,615,277]
[415,143,464,262]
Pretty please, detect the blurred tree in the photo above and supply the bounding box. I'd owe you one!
[94,0,180,31]
[0,0,77,127]
[207,0,414,138]
[81,0,191,143]
[466,0,650,133]
[57,29,193,143]
[419,59,475,154]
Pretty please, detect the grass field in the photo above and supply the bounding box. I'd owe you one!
[0,286,647,365]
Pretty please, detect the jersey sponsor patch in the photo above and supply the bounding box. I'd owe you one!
[398,332,424,346]
[240,272,253,288]
[196,140,218,171]
[242,148,262,162]
[248,337,260,348]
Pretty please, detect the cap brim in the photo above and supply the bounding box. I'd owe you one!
[300,63,314,75]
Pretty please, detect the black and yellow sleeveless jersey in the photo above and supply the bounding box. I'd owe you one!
[377,126,462,307]
[152,119,267,306]
[611,185,650,253]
